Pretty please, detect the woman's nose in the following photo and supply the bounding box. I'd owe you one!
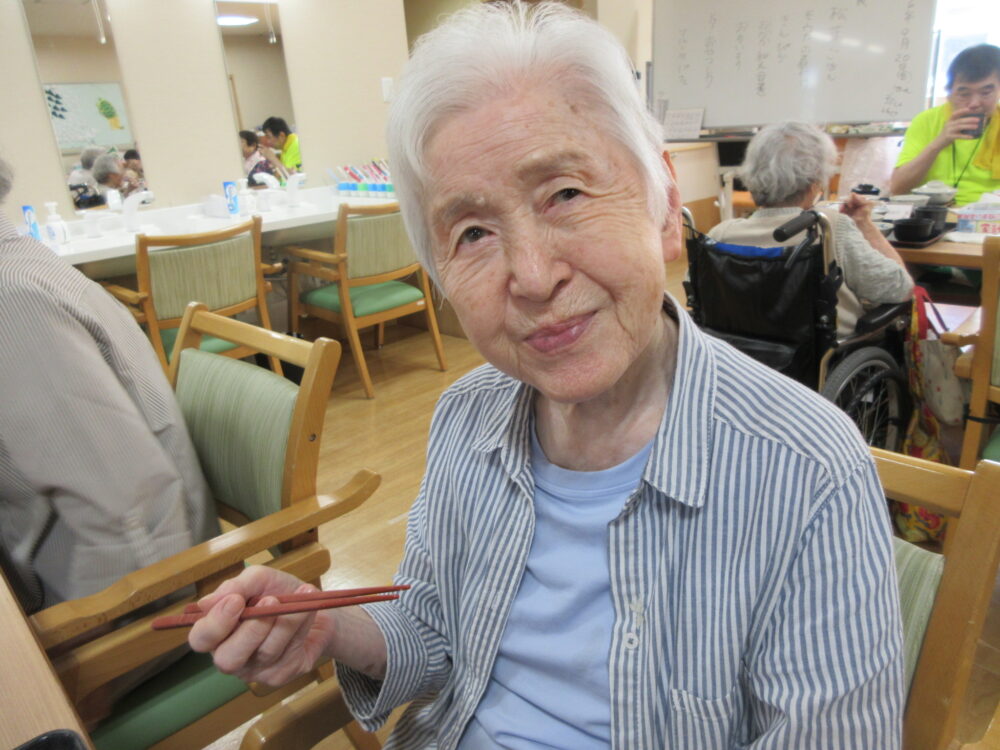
[507,227,571,302]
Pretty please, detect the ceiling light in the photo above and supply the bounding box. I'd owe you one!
[216,15,258,27]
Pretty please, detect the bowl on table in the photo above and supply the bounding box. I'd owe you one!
[873,220,894,237]
[912,181,958,206]
[892,217,936,242]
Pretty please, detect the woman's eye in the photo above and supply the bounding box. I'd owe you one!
[458,226,487,245]
[553,187,581,203]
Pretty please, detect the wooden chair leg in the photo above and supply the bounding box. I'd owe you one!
[288,272,301,336]
[344,318,375,399]
[424,304,448,372]
[960,419,987,469]
[375,322,385,349]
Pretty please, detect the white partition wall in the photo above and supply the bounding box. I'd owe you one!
[279,0,410,175]
[105,0,242,206]
[0,0,75,217]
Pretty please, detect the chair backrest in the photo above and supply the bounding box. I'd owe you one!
[871,448,1000,750]
[336,203,418,280]
[684,214,840,388]
[147,235,258,319]
[169,303,340,521]
[136,216,265,325]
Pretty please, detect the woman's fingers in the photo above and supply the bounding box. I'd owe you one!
[188,593,245,654]
[208,596,284,675]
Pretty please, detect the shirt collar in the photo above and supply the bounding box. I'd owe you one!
[470,293,717,509]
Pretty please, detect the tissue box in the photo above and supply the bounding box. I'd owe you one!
[956,200,1000,235]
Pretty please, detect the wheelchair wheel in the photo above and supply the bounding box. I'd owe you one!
[820,347,911,452]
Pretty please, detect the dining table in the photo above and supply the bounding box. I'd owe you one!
[0,570,94,749]
[895,238,987,270]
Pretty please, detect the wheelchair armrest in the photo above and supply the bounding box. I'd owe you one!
[854,301,912,335]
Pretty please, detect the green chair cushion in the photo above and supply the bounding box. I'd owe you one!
[983,428,1000,462]
[91,651,248,750]
[175,349,298,521]
[893,536,944,692]
[160,326,239,363]
[301,280,423,318]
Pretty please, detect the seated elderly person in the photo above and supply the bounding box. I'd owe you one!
[92,153,144,198]
[189,4,903,748]
[709,122,914,337]
[67,145,105,208]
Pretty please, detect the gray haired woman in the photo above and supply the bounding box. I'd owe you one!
[188,6,903,748]
[709,121,913,336]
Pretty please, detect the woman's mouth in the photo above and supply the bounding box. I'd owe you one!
[524,313,594,354]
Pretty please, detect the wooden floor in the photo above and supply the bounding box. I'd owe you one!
[211,257,1000,749]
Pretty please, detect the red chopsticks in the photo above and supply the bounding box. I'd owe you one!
[151,584,409,630]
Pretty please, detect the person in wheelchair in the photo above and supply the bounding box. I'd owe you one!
[709,121,914,338]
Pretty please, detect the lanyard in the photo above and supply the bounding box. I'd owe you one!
[951,134,984,188]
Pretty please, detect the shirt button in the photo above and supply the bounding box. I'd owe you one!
[624,632,640,650]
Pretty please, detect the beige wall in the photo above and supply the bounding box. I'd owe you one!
[279,0,409,172]
[0,0,75,218]
[403,0,476,48]
[105,0,242,207]
[223,36,295,132]
[32,35,121,84]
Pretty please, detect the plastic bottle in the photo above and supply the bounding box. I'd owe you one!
[238,178,253,216]
[43,202,71,245]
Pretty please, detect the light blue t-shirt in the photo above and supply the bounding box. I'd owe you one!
[457,430,654,749]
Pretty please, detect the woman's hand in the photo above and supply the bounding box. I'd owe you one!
[840,192,875,224]
[188,566,337,688]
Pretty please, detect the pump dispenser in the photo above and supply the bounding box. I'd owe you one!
[43,202,70,245]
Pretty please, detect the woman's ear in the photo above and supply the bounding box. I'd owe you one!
[660,150,683,263]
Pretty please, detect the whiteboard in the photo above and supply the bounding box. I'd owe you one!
[42,82,135,152]
[651,0,937,129]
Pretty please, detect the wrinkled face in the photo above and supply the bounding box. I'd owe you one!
[948,73,1000,116]
[423,83,681,404]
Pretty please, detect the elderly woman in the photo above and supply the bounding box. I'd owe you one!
[710,122,913,336]
[92,153,144,198]
[189,4,902,747]
[67,145,105,207]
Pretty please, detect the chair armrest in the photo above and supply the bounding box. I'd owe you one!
[261,262,284,275]
[955,351,973,379]
[940,307,982,347]
[286,246,346,264]
[102,283,147,306]
[32,469,381,650]
[240,677,381,750]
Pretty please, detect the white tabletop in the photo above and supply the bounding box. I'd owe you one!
[51,187,395,267]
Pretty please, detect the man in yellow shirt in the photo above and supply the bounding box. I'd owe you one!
[261,116,303,176]
[891,44,1000,207]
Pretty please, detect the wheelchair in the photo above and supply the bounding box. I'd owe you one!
[683,208,912,452]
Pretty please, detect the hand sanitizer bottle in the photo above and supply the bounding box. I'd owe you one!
[43,202,70,245]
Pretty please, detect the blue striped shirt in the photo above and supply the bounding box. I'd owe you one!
[339,297,903,749]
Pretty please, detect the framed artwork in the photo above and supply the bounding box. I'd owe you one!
[42,82,134,151]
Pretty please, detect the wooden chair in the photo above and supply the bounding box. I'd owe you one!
[30,303,381,750]
[104,216,283,375]
[287,203,447,398]
[872,449,1000,750]
[941,236,1000,468]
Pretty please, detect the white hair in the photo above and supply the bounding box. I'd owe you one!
[92,153,121,185]
[0,156,11,204]
[80,146,105,171]
[386,0,670,287]
[740,122,838,207]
